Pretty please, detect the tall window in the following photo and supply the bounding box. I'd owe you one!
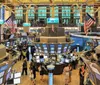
[62,6,71,25]
[74,6,80,25]
[15,6,23,20]
[38,7,46,18]
[28,7,34,20]
[86,6,94,16]
[62,6,70,19]
[50,6,58,17]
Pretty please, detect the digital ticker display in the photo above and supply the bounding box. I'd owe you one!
[47,18,59,24]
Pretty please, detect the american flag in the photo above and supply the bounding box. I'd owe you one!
[52,24,54,32]
[84,13,95,34]
[5,14,17,33]
[5,15,13,28]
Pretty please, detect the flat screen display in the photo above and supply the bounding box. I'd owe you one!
[0,78,3,85]
[65,59,69,63]
[14,72,21,78]
[44,50,48,53]
[44,56,48,59]
[58,48,61,50]
[36,56,39,59]
[50,51,55,54]
[0,71,4,77]
[47,18,59,24]
[58,44,62,47]
[98,40,100,45]
[14,78,20,84]
[51,48,54,50]
[43,44,46,47]
[44,47,47,50]
[6,42,10,47]
[57,51,61,53]
[36,59,40,63]
[40,58,44,62]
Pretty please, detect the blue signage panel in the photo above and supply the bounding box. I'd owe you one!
[47,18,59,24]
[0,65,8,72]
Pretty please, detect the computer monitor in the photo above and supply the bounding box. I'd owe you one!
[0,77,3,85]
[44,56,48,59]
[36,56,39,59]
[14,78,20,84]
[57,51,61,54]
[36,59,40,63]
[58,44,62,47]
[50,51,55,54]
[44,50,48,53]
[6,42,10,47]
[58,48,61,50]
[98,40,100,45]
[43,44,46,47]
[51,48,54,50]
[14,72,21,78]
[40,58,44,62]
[0,71,4,77]
[65,59,69,63]
[44,47,47,50]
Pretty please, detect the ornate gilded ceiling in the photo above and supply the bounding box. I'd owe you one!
[2,0,99,6]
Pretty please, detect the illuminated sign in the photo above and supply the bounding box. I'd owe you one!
[47,18,59,24]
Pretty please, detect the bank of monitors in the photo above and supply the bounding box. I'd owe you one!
[13,72,21,84]
[43,44,48,54]
[57,44,62,54]
[50,44,55,54]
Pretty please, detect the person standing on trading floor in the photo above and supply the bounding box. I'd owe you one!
[39,63,47,82]
[29,59,36,84]
[22,59,27,75]
[63,64,70,85]
[79,65,85,85]
[68,64,72,83]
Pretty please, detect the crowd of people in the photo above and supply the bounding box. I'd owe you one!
[10,39,97,85]
[18,44,87,85]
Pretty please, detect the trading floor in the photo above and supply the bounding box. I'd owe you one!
[13,61,79,85]
[0,0,100,85]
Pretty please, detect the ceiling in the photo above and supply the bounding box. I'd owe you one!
[6,0,99,6]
